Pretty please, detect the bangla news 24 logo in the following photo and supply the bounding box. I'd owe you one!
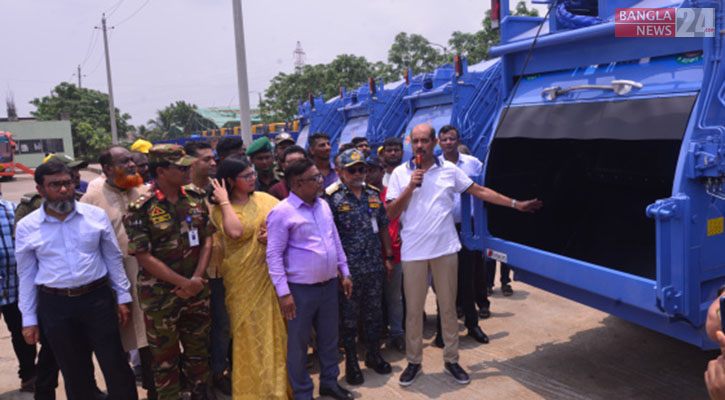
[615,8,715,37]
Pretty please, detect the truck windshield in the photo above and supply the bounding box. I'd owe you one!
[484,95,697,279]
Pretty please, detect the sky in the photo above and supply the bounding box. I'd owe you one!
[1,0,541,128]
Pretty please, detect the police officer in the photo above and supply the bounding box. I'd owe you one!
[125,144,215,400]
[326,149,395,385]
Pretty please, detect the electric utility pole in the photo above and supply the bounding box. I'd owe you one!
[232,0,252,146]
[99,14,118,144]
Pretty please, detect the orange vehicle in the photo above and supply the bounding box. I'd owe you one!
[0,131,16,178]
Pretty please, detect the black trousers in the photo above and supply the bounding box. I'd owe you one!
[486,259,511,287]
[1,301,37,382]
[37,285,137,400]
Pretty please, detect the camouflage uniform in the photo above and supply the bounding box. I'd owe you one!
[327,180,389,351]
[125,145,212,400]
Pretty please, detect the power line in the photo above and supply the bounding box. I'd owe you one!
[80,28,100,69]
[113,0,151,27]
[105,0,125,17]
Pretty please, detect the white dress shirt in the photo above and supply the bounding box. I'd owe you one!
[15,201,132,327]
[386,158,474,262]
[438,153,483,223]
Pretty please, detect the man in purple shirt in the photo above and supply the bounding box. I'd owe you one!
[266,157,354,400]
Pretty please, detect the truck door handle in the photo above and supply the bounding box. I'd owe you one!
[541,80,643,100]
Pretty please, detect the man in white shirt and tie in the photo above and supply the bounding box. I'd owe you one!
[16,161,138,400]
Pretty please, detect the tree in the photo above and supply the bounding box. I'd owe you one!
[448,1,539,65]
[30,82,131,160]
[145,101,198,139]
[261,54,392,121]
[387,32,449,77]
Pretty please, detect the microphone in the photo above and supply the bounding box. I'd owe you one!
[415,153,423,187]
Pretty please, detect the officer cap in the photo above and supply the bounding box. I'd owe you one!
[148,144,196,166]
[340,149,366,169]
[245,136,273,157]
[274,132,295,146]
[43,153,89,169]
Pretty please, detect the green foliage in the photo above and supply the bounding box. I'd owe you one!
[387,32,449,77]
[260,54,395,121]
[261,2,540,121]
[449,1,539,64]
[142,100,198,140]
[30,82,131,160]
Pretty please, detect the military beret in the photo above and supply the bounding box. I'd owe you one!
[245,136,273,156]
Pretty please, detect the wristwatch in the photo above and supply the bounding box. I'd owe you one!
[386,255,395,261]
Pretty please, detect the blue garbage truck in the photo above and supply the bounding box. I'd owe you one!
[460,0,724,348]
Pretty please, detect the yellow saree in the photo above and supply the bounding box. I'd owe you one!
[212,192,290,399]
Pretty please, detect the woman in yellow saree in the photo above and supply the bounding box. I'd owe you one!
[209,155,290,399]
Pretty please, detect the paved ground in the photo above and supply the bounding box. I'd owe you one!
[0,170,717,399]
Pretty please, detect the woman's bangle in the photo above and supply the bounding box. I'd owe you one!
[219,201,231,206]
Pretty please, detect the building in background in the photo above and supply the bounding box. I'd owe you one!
[0,118,73,168]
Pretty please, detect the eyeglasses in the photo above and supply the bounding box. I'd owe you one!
[236,171,257,181]
[297,173,323,184]
[345,166,366,175]
[169,164,190,172]
[45,179,75,191]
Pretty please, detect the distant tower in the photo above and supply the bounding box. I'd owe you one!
[293,41,306,69]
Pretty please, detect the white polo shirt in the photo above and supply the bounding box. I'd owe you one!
[386,158,474,262]
[438,154,483,223]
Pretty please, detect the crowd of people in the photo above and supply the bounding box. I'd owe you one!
[0,123,545,400]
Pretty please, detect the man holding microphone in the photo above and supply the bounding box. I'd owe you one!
[386,123,542,387]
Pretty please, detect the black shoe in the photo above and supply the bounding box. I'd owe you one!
[444,362,470,384]
[344,347,364,385]
[467,326,489,344]
[391,336,406,352]
[190,384,216,400]
[433,333,444,348]
[478,307,491,319]
[398,363,422,387]
[93,387,108,400]
[19,377,35,393]
[487,286,493,296]
[365,351,392,374]
[212,372,231,396]
[319,383,353,400]
[502,284,514,296]
[456,306,464,319]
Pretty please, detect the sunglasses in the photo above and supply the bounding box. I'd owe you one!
[169,165,190,172]
[345,166,366,175]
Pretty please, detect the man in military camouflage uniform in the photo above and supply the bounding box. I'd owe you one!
[15,154,105,400]
[125,144,215,400]
[326,149,395,385]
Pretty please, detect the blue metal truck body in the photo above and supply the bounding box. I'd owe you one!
[399,58,504,161]
[461,0,725,348]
